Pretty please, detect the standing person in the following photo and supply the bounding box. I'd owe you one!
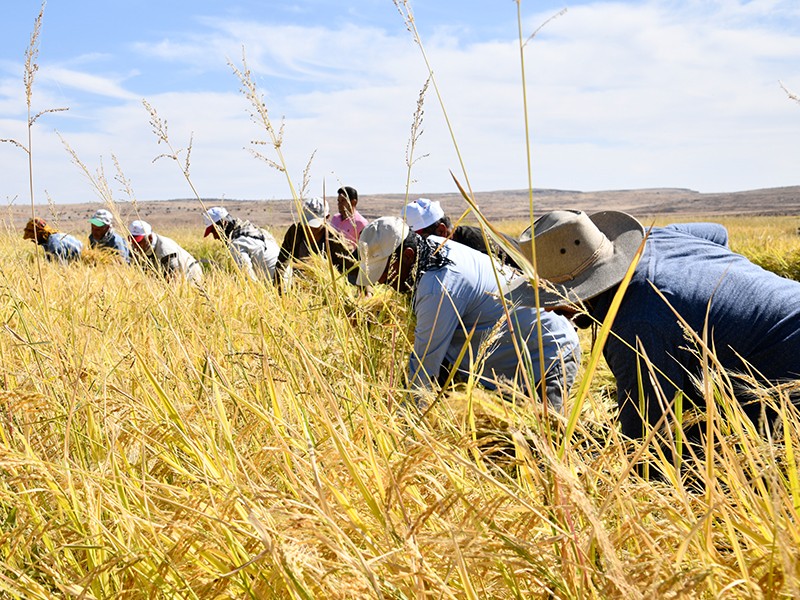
[330,186,369,247]
[203,206,280,280]
[23,218,83,263]
[275,197,357,285]
[403,198,521,269]
[128,220,203,284]
[516,210,800,442]
[88,209,130,263]
[357,217,581,411]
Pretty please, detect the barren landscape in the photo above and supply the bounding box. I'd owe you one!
[4,185,799,233]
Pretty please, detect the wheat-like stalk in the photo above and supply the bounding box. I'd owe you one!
[0,4,798,597]
[230,49,299,202]
[403,75,431,200]
[780,80,800,105]
[0,223,797,596]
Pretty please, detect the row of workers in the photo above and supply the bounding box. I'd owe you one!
[20,189,800,473]
[20,188,579,412]
[21,186,367,282]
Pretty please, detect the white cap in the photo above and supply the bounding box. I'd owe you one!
[402,198,445,231]
[129,220,152,242]
[357,217,410,286]
[302,197,329,228]
[89,209,113,227]
[203,206,229,226]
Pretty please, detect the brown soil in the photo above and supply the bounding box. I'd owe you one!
[4,186,799,233]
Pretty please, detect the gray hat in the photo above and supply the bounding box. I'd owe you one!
[515,210,645,307]
[89,209,113,227]
[302,197,329,228]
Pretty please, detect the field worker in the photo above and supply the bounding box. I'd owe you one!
[403,198,521,270]
[276,196,357,285]
[515,210,800,443]
[23,217,83,263]
[128,220,203,284]
[88,209,130,263]
[203,206,280,280]
[357,217,581,411]
[330,186,369,247]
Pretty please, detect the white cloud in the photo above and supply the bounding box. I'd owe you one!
[39,67,139,100]
[2,0,799,205]
[509,1,800,188]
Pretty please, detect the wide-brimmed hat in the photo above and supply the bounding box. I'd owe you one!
[357,216,409,286]
[89,209,113,227]
[302,197,329,228]
[516,210,644,307]
[402,198,444,232]
[203,206,229,237]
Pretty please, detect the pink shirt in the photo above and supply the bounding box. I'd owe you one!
[330,210,369,246]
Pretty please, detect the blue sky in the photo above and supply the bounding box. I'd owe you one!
[2,0,799,204]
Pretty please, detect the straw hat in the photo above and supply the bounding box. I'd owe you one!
[516,210,645,307]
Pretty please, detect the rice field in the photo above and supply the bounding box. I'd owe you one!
[4,2,800,596]
[0,219,797,598]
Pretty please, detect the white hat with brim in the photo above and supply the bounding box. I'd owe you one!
[357,217,410,286]
[203,206,229,226]
[203,206,229,236]
[89,209,113,227]
[129,220,153,243]
[302,197,329,228]
[402,198,444,232]
[513,210,645,308]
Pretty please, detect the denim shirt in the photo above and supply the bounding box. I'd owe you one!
[408,237,580,392]
[89,229,131,263]
[44,233,83,263]
[590,223,800,439]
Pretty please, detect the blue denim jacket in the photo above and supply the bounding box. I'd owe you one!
[591,223,800,438]
[44,233,83,263]
[89,229,131,263]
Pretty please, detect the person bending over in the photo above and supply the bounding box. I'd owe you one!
[358,217,581,412]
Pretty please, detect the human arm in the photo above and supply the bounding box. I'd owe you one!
[662,223,729,247]
[325,231,358,279]
[407,278,463,391]
[274,225,300,287]
[114,234,132,263]
[276,225,299,266]
[159,253,182,279]
[604,318,691,440]
[230,239,258,281]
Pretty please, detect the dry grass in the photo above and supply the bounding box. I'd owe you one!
[4,3,800,596]
[0,222,799,598]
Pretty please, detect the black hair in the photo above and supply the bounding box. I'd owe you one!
[416,215,451,237]
[337,186,358,202]
[390,231,453,280]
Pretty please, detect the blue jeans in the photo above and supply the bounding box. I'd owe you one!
[541,351,580,414]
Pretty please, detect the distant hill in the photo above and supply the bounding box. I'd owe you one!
[3,186,799,233]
